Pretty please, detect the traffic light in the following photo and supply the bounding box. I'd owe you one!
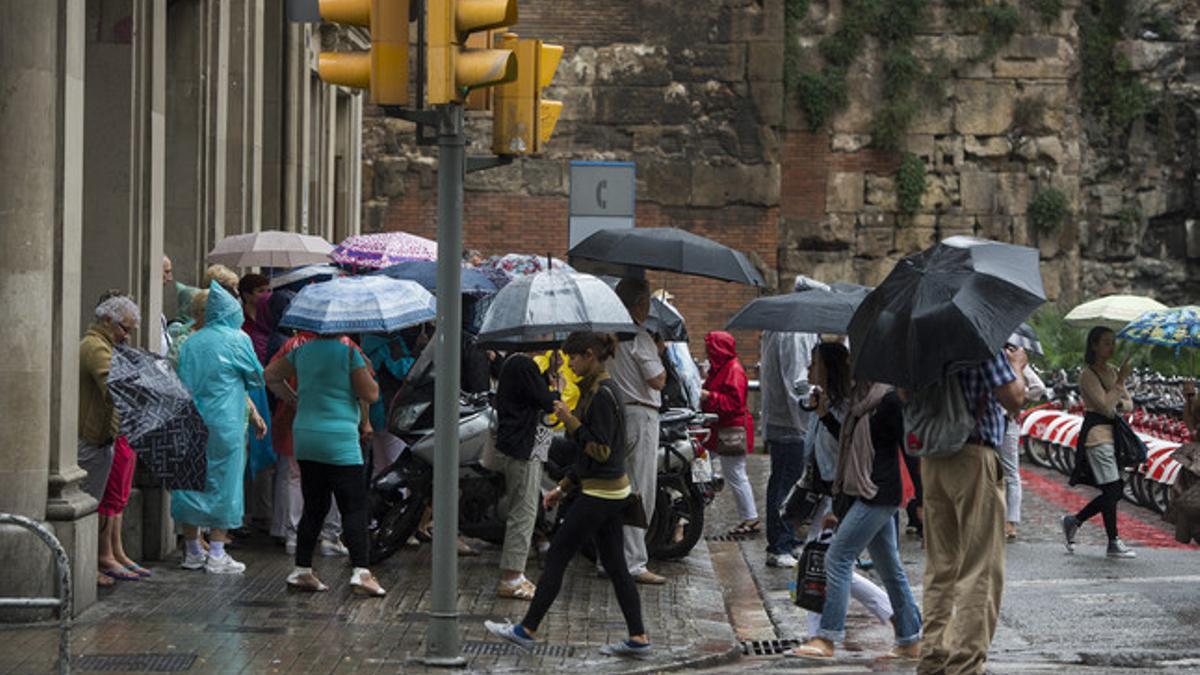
[317,0,409,105]
[492,34,563,155]
[426,0,518,105]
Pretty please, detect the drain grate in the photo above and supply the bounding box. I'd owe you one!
[705,532,758,542]
[740,639,800,656]
[267,610,348,622]
[76,653,197,672]
[204,623,287,635]
[461,640,575,658]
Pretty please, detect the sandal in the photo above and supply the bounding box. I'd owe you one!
[96,571,115,588]
[785,641,834,659]
[101,567,140,582]
[496,578,537,600]
[729,519,761,536]
[125,563,152,578]
[879,644,921,661]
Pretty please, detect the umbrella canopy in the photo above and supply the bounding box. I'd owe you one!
[1116,306,1200,349]
[108,345,208,491]
[1008,322,1044,356]
[330,232,438,270]
[477,269,637,348]
[373,260,498,295]
[479,253,572,289]
[268,263,342,291]
[1064,294,1168,331]
[279,275,436,335]
[848,236,1046,389]
[726,282,871,334]
[568,227,766,287]
[645,297,688,343]
[207,231,334,268]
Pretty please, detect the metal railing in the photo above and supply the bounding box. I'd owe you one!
[0,513,72,674]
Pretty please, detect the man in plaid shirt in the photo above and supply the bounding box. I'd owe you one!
[919,349,1026,675]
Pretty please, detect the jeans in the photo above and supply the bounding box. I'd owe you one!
[803,497,892,637]
[765,438,806,554]
[524,494,644,636]
[296,461,368,568]
[817,500,921,646]
[999,421,1022,523]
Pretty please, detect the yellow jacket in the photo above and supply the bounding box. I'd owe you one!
[534,350,579,426]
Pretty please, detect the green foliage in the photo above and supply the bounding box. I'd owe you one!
[1110,75,1153,128]
[895,152,927,215]
[1029,188,1070,235]
[1032,0,1065,26]
[795,70,849,131]
[1141,10,1177,40]
[871,100,921,151]
[882,48,923,99]
[1117,205,1142,227]
[1029,306,1086,371]
[978,2,1022,60]
[785,0,811,23]
[1078,0,1153,131]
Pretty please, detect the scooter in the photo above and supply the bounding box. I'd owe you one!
[645,408,718,560]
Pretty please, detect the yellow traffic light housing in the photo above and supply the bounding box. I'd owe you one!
[317,0,409,105]
[492,34,563,155]
[426,0,518,105]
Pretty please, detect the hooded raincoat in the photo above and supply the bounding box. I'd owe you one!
[702,331,754,454]
[171,282,265,529]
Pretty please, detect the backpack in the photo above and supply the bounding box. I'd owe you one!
[902,374,977,458]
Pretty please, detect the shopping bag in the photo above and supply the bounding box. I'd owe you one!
[793,531,832,612]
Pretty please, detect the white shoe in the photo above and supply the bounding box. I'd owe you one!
[205,553,247,574]
[767,552,799,568]
[180,551,207,570]
[285,536,297,556]
[321,539,350,556]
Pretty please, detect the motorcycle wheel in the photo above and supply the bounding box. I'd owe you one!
[1024,437,1054,469]
[647,476,705,561]
[1149,480,1170,515]
[368,489,426,565]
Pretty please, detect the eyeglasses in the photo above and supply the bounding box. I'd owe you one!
[115,321,137,335]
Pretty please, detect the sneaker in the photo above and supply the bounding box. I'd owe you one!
[286,570,329,592]
[855,556,874,571]
[1061,515,1079,553]
[180,551,207,570]
[633,570,667,585]
[204,553,247,574]
[599,639,653,659]
[320,539,350,557]
[766,552,799,568]
[1107,538,1137,559]
[484,619,536,651]
[350,571,387,597]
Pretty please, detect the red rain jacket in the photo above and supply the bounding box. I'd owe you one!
[701,331,754,454]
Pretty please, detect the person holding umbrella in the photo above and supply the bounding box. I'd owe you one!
[172,282,269,574]
[1063,327,1136,558]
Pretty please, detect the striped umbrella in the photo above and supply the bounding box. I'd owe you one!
[330,232,438,270]
[279,276,436,335]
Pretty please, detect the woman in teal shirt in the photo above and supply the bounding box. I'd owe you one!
[265,335,384,596]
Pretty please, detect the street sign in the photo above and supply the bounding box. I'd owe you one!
[569,161,634,248]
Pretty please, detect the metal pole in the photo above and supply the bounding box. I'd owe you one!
[424,102,466,667]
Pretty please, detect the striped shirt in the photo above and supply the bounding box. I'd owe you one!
[957,351,1017,449]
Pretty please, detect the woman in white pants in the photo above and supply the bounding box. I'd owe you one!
[702,332,759,534]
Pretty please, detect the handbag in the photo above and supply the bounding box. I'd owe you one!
[715,427,748,456]
[780,463,823,529]
[621,493,649,529]
[1112,416,1149,469]
[792,531,832,612]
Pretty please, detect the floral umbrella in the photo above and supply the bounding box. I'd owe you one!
[479,253,573,289]
[1117,306,1200,350]
[330,232,438,270]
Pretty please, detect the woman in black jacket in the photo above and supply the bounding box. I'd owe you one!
[486,331,651,660]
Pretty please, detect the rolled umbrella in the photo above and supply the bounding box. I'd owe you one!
[268,263,342,291]
[207,231,334,269]
[848,236,1046,390]
[568,227,766,287]
[107,345,208,491]
[330,231,438,270]
[279,275,436,335]
[372,260,498,295]
[477,269,637,349]
[726,282,871,334]
[1064,295,1168,331]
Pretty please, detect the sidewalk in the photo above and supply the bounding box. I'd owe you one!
[2,528,740,674]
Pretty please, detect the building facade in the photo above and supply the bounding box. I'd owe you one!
[0,0,363,614]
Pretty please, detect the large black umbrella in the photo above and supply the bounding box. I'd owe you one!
[108,345,208,491]
[568,227,766,287]
[848,237,1046,389]
[726,283,871,334]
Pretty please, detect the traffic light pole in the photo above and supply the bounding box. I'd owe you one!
[425,101,466,668]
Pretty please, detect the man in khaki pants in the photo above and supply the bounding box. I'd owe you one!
[919,348,1026,675]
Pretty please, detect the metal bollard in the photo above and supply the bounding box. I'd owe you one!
[0,513,72,674]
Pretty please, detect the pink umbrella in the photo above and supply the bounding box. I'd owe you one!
[330,232,438,270]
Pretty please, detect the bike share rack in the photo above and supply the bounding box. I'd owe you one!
[0,513,72,674]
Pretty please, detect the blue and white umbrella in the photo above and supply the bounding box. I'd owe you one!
[269,263,342,291]
[279,275,436,335]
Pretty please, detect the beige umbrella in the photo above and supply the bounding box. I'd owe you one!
[1064,294,1168,331]
[207,231,334,268]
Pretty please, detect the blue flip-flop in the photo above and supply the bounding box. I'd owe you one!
[102,567,140,581]
[125,564,152,578]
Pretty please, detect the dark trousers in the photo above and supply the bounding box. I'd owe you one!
[296,460,369,568]
[765,439,806,554]
[1075,480,1123,540]
[522,494,645,636]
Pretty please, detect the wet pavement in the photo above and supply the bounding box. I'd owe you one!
[4,451,1198,673]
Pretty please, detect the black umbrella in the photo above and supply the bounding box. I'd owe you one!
[848,237,1046,389]
[108,345,208,491]
[726,283,871,334]
[568,227,766,287]
[645,298,689,342]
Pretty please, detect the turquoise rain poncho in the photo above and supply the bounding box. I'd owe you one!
[171,281,264,530]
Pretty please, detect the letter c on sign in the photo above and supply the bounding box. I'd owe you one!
[596,180,608,210]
